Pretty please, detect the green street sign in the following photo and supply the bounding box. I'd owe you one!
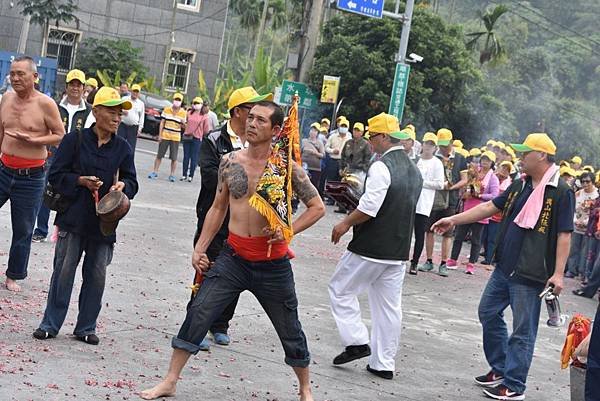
[388,63,411,121]
[280,80,319,109]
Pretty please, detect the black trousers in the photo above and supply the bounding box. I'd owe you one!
[117,123,138,160]
[411,213,429,264]
[451,222,485,263]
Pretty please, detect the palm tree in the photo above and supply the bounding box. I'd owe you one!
[466,4,509,65]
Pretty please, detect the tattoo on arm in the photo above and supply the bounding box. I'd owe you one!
[292,163,319,204]
[217,155,230,193]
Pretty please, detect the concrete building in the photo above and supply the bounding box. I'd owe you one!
[0,0,228,96]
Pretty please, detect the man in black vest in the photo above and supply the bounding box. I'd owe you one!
[32,69,92,243]
[192,86,272,350]
[328,113,422,380]
[432,133,574,401]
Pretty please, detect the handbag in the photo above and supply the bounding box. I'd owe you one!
[43,130,83,212]
[432,189,449,211]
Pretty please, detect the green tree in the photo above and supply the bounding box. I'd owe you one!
[465,4,509,65]
[308,9,510,146]
[19,0,77,48]
[75,38,148,82]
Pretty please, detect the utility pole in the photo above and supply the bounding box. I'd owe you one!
[297,0,325,83]
[161,0,178,91]
[17,15,31,54]
[396,0,414,64]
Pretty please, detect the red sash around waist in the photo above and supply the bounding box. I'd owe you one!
[1,154,46,169]
[227,232,293,262]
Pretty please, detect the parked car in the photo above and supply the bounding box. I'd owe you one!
[139,91,172,137]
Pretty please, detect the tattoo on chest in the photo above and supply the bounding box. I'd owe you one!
[226,163,249,199]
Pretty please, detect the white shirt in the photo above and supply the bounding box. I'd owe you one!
[120,97,145,129]
[208,110,219,131]
[325,132,350,160]
[356,146,405,265]
[227,121,246,150]
[415,156,445,217]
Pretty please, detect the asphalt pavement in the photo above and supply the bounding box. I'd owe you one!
[0,138,597,401]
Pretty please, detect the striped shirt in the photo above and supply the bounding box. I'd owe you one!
[160,106,187,142]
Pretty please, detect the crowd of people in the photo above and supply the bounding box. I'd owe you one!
[0,55,598,401]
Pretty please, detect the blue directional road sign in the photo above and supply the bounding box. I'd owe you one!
[336,0,384,19]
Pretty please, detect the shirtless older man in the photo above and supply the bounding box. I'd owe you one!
[0,56,64,291]
[140,101,325,401]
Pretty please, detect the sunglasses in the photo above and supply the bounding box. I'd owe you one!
[581,180,592,183]
[368,133,382,140]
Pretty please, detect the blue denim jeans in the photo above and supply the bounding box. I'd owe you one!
[478,269,544,394]
[585,237,599,280]
[38,231,113,336]
[34,156,54,238]
[182,138,201,178]
[581,242,600,297]
[0,164,45,280]
[173,244,310,368]
[566,232,587,276]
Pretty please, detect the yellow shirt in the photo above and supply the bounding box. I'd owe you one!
[160,106,187,142]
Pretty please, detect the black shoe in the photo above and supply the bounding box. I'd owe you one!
[409,262,418,275]
[482,384,524,400]
[474,370,504,387]
[334,208,347,214]
[32,234,47,243]
[572,288,593,298]
[33,328,55,340]
[366,364,393,379]
[75,334,99,345]
[333,344,371,365]
[325,200,335,206]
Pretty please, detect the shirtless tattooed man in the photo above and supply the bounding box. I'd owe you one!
[140,101,325,401]
[0,56,64,292]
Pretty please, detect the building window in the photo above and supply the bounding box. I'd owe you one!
[177,0,201,12]
[165,50,195,93]
[46,28,79,73]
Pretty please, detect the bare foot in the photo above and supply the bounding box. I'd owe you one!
[139,380,176,400]
[5,278,21,292]
[300,388,314,401]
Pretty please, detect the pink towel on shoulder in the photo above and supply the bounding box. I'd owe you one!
[513,164,559,229]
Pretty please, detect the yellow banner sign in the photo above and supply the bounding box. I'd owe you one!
[320,75,340,104]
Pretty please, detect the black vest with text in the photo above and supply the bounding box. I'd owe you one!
[347,148,423,260]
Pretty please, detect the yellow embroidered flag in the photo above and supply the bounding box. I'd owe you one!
[248,94,301,246]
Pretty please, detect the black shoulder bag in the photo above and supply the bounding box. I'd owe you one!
[43,130,83,213]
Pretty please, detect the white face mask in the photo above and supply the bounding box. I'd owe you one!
[338,127,348,134]
[173,100,182,108]
[192,104,202,111]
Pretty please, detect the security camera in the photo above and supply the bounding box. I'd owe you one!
[408,53,424,63]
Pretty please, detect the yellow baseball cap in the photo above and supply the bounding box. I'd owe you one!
[173,93,184,101]
[310,122,321,130]
[436,128,453,146]
[560,166,576,177]
[453,139,464,149]
[353,122,364,132]
[571,156,583,164]
[86,77,98,88]
[583,165,595,173]
[338,117,350,127]
[456,148,469,157]
[506,147,516,160]
[500,161,514,170]
[227,86,273,110]
[92,87,132,110]
[336,115,347,123]
[401,125,416,140]
[469,148,482,157]
[486,139,496,145]
[423,132,438,145]
[560,160,571,168]
[510,133,556,155]
[131,84,141,92]
[321,118,330,125]
[367,113,400,136]
[66,69,85,84]
[495,141,506,150]
[192,96,203,104]
[482,150,497,162]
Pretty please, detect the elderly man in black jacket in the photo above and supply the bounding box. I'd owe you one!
[192,86,272,350]
[32,87,138,345]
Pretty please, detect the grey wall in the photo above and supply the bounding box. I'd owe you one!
[0,0,228,97]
